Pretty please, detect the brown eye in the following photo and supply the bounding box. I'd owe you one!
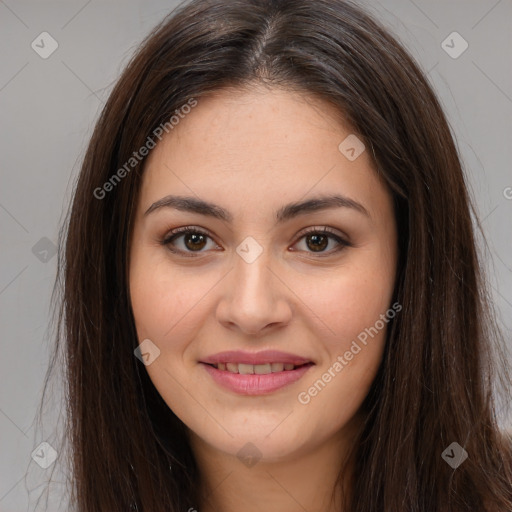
[291,227,350,256]
[161,226,350,258]
[305,233,329,252]
[161,227,218,256]
[182,232,207,251]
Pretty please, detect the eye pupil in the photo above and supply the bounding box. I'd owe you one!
[185,233,207,251]
[307,234,328,252]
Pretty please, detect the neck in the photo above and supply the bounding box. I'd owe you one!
[189,419,360,512]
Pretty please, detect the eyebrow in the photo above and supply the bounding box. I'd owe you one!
[144,194,370,222]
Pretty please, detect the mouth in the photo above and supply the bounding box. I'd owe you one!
[199,351,315,395]
[205,362,313,374]
[201,362,314,395]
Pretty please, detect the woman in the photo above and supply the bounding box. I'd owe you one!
[42,0,512,510]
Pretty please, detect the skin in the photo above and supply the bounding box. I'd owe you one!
[129,85,398,512]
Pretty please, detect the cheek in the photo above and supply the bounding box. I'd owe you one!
[129,261,205,408]
[129,249,209,343]
[304,256,395,347]
[296,278,390,436]
[294,248,395,406]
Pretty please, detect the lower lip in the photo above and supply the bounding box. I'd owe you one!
[201,363,314,395]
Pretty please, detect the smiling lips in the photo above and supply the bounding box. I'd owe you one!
[200,350,314,395]
[212,362,302,374]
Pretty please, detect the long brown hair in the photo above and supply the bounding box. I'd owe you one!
[39,0,512,510]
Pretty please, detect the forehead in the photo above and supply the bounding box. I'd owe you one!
[138,87,388,222]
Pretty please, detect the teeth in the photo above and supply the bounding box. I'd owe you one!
[213,362,301,374]
[254,363,272,374]
[238,363,254,375]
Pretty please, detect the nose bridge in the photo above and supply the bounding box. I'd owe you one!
[216,237,291,334]
[232,240,275,306]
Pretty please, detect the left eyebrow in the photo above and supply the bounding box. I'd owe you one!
[144,194,371,222]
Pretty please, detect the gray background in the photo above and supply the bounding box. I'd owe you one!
[1,0,511,509]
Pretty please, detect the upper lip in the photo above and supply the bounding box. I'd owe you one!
[200,350,313,365]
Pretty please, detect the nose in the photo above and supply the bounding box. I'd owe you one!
[215,246,293,336]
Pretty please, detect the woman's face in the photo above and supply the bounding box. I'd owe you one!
[129,87,398,462]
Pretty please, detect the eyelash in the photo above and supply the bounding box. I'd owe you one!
[160,225,351,258]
